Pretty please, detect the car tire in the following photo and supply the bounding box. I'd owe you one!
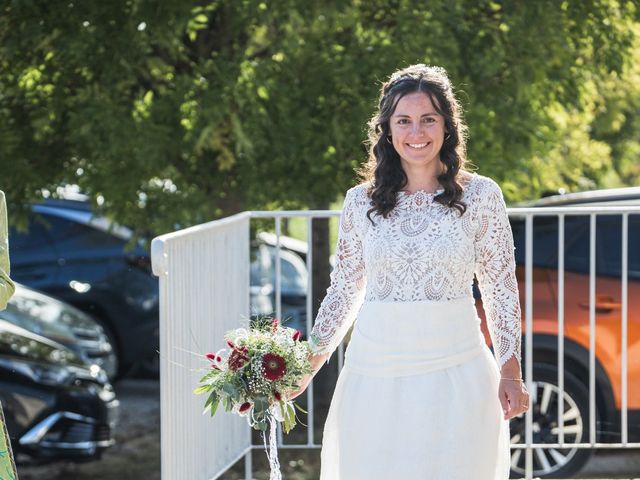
[509,362,594,478]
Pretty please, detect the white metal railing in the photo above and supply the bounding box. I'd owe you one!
[507,206,640,479]
[151,212,252,480]
[153,205,640,480]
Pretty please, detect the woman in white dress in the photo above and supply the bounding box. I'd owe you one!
[289,64,530,479]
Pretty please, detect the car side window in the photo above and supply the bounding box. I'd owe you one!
[596,214,640,279]
[511,212,638,278]
[8,216,57,264]
[630,215,640,280]
[39,215,124,253]
[250,244,308,296]
[562,216,590,274]
[9,217,53,252]
[279,257,307,294]
[510,217,560,268]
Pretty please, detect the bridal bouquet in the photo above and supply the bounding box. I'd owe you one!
[194,316,313,480]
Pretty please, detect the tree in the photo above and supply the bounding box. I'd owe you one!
[0,0,638,226]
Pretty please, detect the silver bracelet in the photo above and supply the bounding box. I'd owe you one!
[500,377,523,382]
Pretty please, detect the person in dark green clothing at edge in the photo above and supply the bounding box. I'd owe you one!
[0,189,18,479]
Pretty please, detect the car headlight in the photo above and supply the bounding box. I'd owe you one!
[0,356,106,387]
[0,356,74,386]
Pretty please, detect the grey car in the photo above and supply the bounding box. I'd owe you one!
[0,283,117,380]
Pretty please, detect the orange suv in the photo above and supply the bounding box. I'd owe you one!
[476,187,640,478]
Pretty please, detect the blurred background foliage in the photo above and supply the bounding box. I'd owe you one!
[1,0,639,236]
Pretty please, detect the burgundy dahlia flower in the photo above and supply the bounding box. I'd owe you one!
[262,352,286,381]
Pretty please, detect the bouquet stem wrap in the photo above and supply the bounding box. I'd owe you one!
[262,409,282,480]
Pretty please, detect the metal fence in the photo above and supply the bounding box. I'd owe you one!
[151,212,252,480]
[509,206,640,479]
[151,205,640,480]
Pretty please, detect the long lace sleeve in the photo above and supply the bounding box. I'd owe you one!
[308,186,367,364]
[0,191,15,310]
[474,179,521,370]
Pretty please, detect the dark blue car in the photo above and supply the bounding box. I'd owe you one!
[8,194,159,378]
[9,193,312,378]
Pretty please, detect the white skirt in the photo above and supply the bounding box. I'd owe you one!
[319,297,510,480]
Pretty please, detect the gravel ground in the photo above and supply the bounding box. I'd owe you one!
[14,378,640,479]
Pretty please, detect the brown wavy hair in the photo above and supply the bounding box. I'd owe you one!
[358,64,469,224]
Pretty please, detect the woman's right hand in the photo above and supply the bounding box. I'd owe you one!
[287,372,314,401]
[287,351,330,400]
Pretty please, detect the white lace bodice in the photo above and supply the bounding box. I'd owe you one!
[308,173,522,370]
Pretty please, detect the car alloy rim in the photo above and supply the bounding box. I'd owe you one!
[509,380,584,476]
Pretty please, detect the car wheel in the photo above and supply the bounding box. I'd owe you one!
[509,362,593,478]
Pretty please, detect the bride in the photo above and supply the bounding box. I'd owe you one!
[289,64,530,480]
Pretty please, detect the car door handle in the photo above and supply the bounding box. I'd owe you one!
[579,296,621,313]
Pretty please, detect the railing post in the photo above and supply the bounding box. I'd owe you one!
[558,214,565,447]
[244,449,252,480]
[524,214,534,479]
[621,213,629,445]
[589,214,597,446]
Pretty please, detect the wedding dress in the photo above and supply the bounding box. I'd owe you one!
[308,173,521,480]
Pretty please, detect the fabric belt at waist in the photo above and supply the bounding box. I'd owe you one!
[344,297,487,377]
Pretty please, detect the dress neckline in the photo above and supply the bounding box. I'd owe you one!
[397,172,478,197]
[398,188,444,196]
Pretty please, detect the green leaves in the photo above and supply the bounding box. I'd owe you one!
[204,392,220,417]
[293,403,307,414]
[222,383,238,398]
[253,396,270,414]
[2,0,639,235]
[198,369,220,384]
[193,384,212,395]
[282,402,297,434]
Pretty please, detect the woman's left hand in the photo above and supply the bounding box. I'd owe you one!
[499,378,530,420]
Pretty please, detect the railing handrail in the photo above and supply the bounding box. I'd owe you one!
[509,205,640,214]
[248,205,640,219]
[154,211,252,244]
[151,211,251,276]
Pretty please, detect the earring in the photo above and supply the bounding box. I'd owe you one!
[445,133,451,140]
[386,135,393,144]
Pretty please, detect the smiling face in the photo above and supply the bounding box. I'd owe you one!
[389,91,447,172]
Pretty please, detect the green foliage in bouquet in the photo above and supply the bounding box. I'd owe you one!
[195,316,312,433]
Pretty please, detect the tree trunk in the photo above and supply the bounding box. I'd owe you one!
[217,190,245,217]
[310,211,341,407]
[311,216,331,319]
